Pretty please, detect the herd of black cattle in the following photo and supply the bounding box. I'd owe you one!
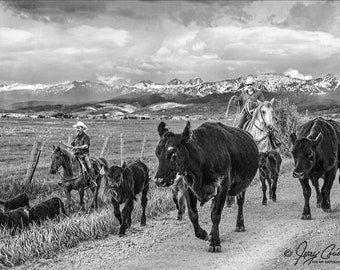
[0,116,339,252]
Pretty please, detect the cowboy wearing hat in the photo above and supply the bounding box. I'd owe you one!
[61,121,96,188]
[235,76,281,149]
[235,76,265,129]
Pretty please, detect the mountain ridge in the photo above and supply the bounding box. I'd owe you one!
[1,73,340,110]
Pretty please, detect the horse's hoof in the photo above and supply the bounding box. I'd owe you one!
[301,214,312,220]
[119,233,125,237]
[235,226,246,232]
[322,207,332,213]
[140,222,146,226]
[177,215,182,221]
[316,203,322,208]
[208,245,222,253]
[262,201,267,206]
[272,198,277,202]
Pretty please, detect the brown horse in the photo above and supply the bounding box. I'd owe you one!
[49,146,108,214]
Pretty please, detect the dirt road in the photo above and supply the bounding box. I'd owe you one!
[16,166,340,270]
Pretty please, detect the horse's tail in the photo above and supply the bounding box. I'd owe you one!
[225,95,237,118]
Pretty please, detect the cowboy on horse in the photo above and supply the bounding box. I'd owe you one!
[61,121,97,188]
[235,76,281,150]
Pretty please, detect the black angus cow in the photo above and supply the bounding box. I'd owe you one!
[155,121,259,252]
[0,208,29,234]
[0,193,30,211]
[172,174,187,221]
[258,150,282,205]
[29,197,67,225]
[290,117,340,220]
[105,160,150,236]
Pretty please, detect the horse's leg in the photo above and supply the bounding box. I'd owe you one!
[78,187,85,211]
[90,176,99,211]
[140,179,149,226]
[64,186,72,215]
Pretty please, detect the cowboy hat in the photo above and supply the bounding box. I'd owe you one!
[73,121,87,130]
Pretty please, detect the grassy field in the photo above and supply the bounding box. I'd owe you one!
[0,117,226,267]
[0,118,214,198]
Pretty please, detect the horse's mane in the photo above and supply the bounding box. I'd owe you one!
[58,147,75,176]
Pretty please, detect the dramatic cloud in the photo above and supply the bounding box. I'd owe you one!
[1,1,340,84]
[284,69,313,80]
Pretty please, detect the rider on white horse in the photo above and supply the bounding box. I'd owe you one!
[236,76,265,129]
[235,76,281,150]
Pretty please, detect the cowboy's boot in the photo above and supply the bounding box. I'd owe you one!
[89,168,97,188]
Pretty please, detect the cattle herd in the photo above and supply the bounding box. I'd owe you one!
[0,116,339,253]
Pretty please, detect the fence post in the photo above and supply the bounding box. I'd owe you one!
[100,137,109,158]
[24,140,43,187]
[140,135,147,160]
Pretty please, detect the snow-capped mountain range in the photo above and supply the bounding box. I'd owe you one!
[1,73,340,107]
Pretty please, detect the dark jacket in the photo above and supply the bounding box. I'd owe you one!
[236,88,265,108]
[71,132,90,155]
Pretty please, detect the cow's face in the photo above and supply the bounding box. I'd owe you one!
[106,163,133,199]
[290,132,323,179]
[154,121,192,187]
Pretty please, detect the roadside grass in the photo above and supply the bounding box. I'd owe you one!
[0,180,174,267]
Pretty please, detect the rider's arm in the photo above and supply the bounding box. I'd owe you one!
[60,141,73,148]
[74,144,89,150]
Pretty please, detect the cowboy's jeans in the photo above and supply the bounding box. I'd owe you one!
[80,154,96,180]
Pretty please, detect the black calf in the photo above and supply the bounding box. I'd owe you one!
[105,160,150,236]
[0,193,30,211]
[29,197,67,225]
[258,150,282,205]
[0,208,29,234]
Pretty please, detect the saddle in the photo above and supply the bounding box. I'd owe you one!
[74,156,91,176]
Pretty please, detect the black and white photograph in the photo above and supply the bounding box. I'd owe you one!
[1,1,340,269]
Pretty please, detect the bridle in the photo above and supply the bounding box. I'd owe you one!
[253,105,272,132]
[251,104,273,145]
[53,153,86,185]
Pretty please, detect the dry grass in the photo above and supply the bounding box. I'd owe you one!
[0,118,191,267]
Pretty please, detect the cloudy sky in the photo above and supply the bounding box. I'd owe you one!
[1,0,340,85]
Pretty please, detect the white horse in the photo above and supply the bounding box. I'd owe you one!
[243,98,275,152]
